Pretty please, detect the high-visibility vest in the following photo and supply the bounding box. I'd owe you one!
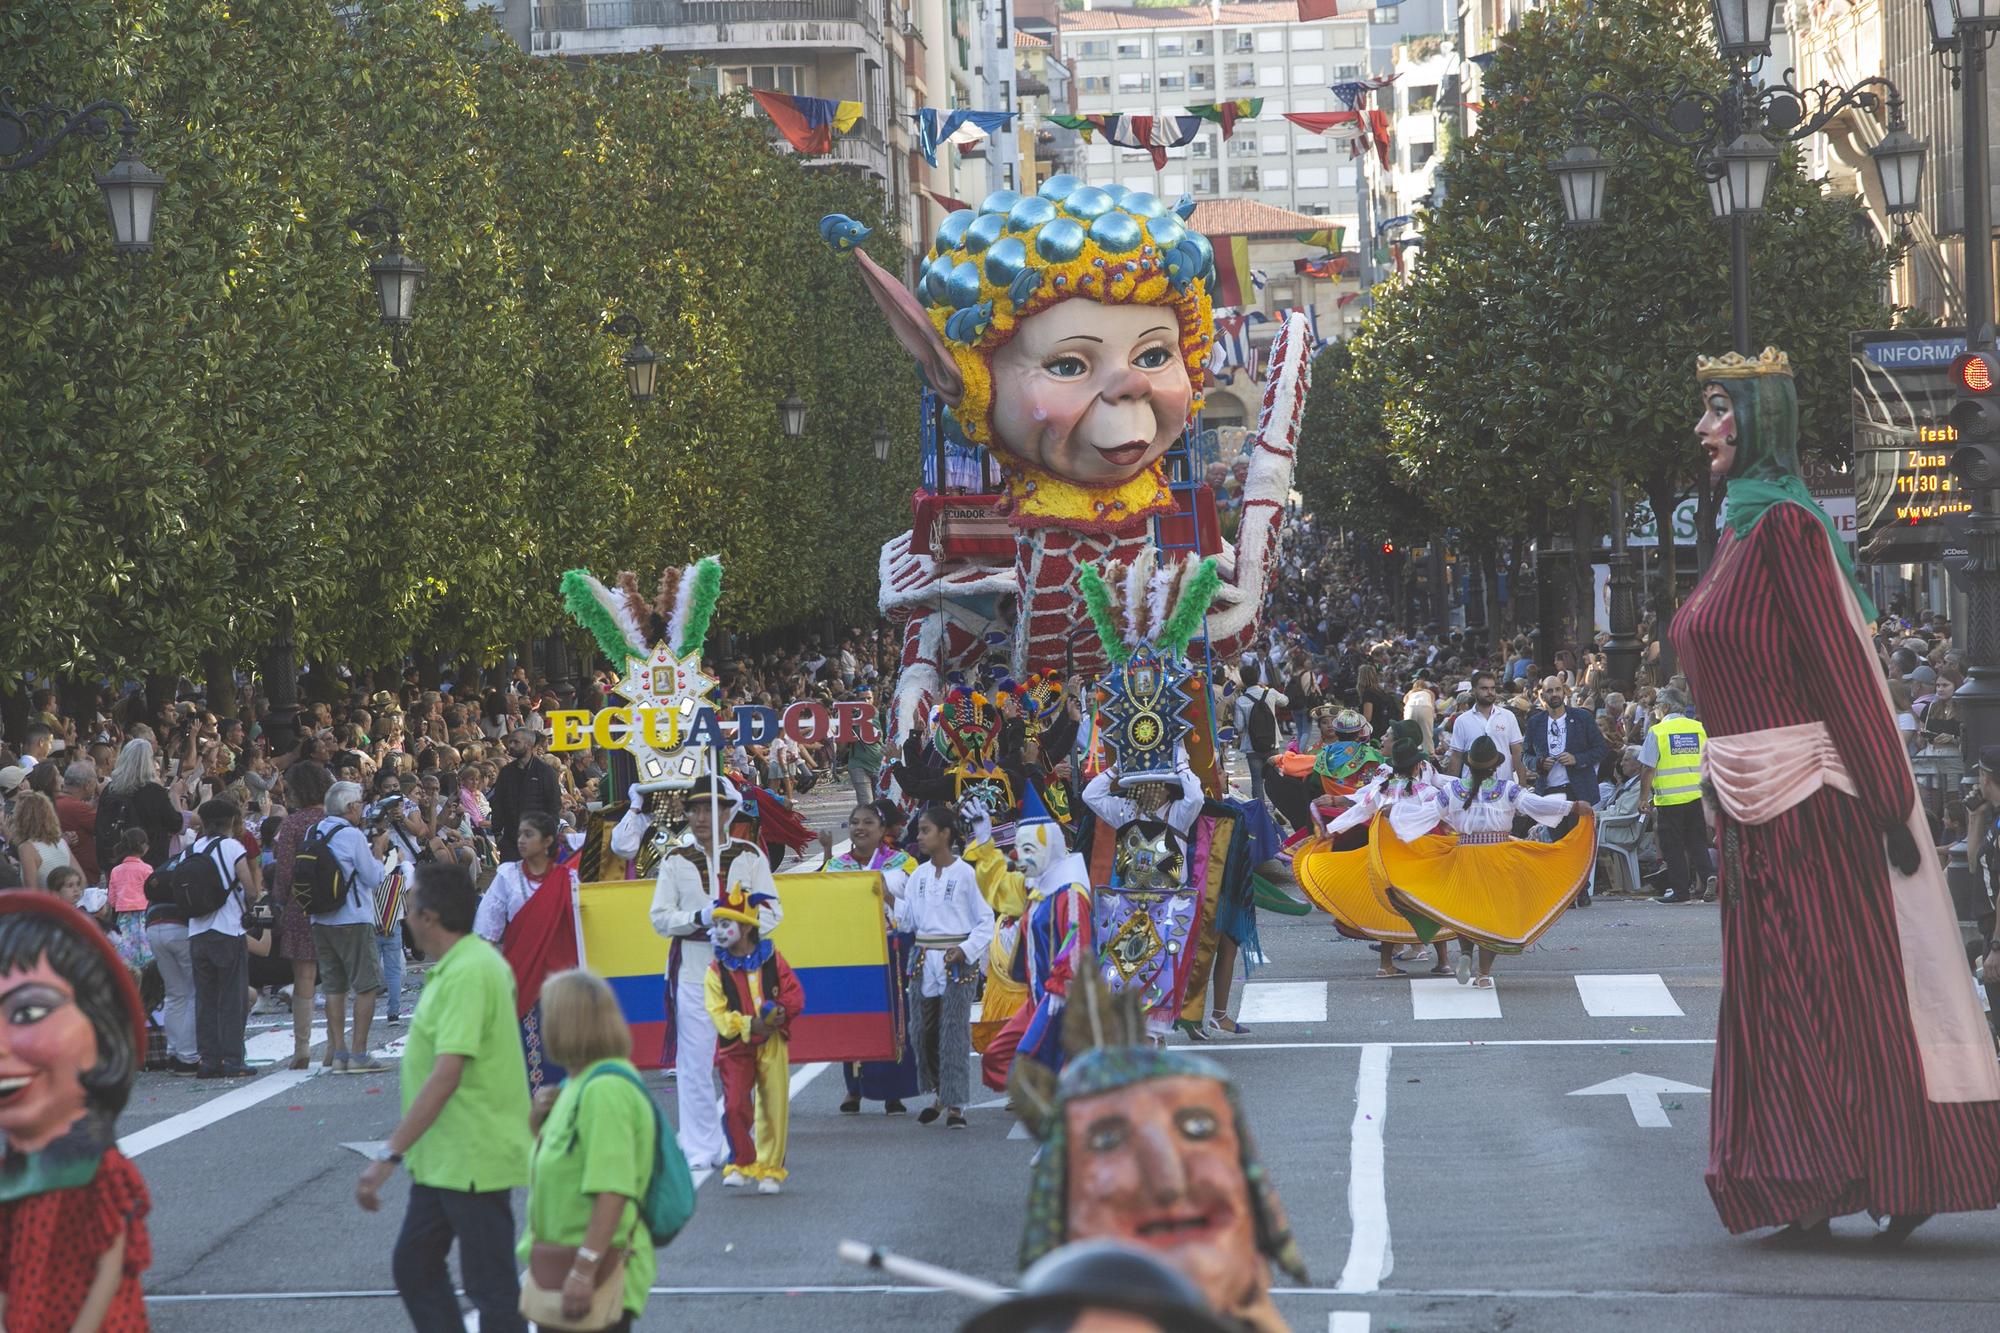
[1648,716,1706,806]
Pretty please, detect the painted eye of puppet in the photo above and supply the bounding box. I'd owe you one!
[1175,1106,1220,1141]
[1085,1114,1131,1152]
[4,987,64,1027]
[1044,353,1089,379]
[1134,345,1174,370]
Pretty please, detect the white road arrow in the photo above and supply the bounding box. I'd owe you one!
[1568,1072,1710,1127]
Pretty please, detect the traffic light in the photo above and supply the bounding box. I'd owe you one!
[1948,350,2000,490]
[1381,540,1396,555]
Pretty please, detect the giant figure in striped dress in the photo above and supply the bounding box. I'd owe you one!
[1673,347,2000,1240]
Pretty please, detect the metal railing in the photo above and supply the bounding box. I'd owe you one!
[534,0,881,33]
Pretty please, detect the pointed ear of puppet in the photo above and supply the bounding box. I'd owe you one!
[850,247,965,406]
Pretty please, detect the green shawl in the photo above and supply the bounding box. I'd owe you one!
[1708,367,1878,622]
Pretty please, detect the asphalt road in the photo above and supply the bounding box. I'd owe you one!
[127,780,2000,1332]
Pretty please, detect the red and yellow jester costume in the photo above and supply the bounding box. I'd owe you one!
[703,897,807,1187]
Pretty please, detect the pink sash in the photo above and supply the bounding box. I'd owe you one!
[1705,722,1855,825]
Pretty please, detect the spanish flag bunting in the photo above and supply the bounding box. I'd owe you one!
[1294,225,1344,251]
[1208,232,1257,308]
[752,90,865,156]
[1186,98,1264,139]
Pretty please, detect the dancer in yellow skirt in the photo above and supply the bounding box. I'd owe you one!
[1377,735,1595,988]
[1297,721,1459,978]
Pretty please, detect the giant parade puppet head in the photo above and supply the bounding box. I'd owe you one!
[1694,346,1877,620]
[1010,972,1306,1333]
[834,180,1215,527]
[823,179,1310,744]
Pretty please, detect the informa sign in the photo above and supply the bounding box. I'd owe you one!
[1851,329,1975,562]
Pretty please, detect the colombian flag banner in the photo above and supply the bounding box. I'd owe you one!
[576,873,897,1067]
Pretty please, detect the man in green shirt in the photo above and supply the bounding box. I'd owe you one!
[356,863,532,1333]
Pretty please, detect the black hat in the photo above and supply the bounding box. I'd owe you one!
[1466,735,1502,770]
[1978,745,2000,777]
[959,1241,1236,1333]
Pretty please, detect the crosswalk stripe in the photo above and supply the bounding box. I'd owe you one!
[1575,973,1684,1017]
[1239,980,1328,1024]
[1330,1314,1370,1333]
[1409,977,1502,1020]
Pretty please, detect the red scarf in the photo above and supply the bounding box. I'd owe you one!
[498,862,579,1019]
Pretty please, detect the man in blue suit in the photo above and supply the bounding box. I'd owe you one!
[1523,677,1606,838]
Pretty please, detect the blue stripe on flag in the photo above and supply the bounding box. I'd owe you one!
[606,964,890,1026]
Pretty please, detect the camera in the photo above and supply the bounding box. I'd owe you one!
[363,797,407,834]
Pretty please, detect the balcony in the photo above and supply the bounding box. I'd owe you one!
[799,117,891,184]
[531,0,883,55]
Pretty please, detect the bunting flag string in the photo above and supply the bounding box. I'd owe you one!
[1294,225,1344,251]
[1209,232,1258,308]
[1186,98,1264,140]
[1293,255,1346,279]
[927,188,972,213]
[1296,0,1345,18]
[912,108,1018,167]
[1097,113,1204,170]
[1281,109,1391,169]
[752,91,864,156]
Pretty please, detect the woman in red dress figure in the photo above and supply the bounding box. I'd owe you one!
[1672,347,2000,1243]
[0,893,153,1330]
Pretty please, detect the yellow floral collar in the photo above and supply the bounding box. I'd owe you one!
[998,460,1175,533]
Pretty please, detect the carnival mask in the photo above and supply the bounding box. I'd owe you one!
[1127,781,1174,818]
[1062,1075,1267,1326]
[988,300,1193,488]
[0,959,97,1157]
[1017,820,1064,881]
[1696,383,1738,482]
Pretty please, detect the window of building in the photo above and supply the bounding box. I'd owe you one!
[1193,167,1220,195]
[719,64,806,95]
[1409,141,1435,168]
[1080,75,1111,94]
[1369,5,1398,22]
[1334,64,1362,81]
[1088,140,1113,164]
[1260,133,1287,156]
[1189,66,1215,89]
[1191,136,1215,159]
[1228,31,1254,53]
[1265,166,1290,189]
[1291,28,1324,50]
[1189,35,1211,55]
[1077,39,1110,57]
[1225,62,1257,88]
[1228,165,1261,191]
[1117,71,1152,93]
[1123,176,1153,194]
[1257,66,1284,88]
[1257,29,1284,52]
[1160,71,1186,91]
[1295,130,1326,154]
[1408,84,1438,112]
[1297,165,1330,189]
[1158,34,1184,56]
[1268,280,1297,305]
[1228,136,1260,158]
[1293,63,1323,85]
[1293,95,1327,113]
[1336,164,1357,187]
[1161,170,1186,195]
[1116,37,1148,58]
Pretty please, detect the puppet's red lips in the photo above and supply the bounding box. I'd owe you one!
[1097,441,1151,467]
[1132,1205,1229,1242]
[0,1074,32,1104]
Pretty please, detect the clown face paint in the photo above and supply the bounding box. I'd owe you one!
[0,958,98,1156]
[710,918,743,950]
[1062,1075,1265,1322]
[1696,383,1738,483]
[990,300,1193,488]
[1017,821,1062,880]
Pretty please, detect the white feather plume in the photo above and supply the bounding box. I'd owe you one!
[581,572,649,659]
[1146,557,1178,645]
[1122,547,1156,647]
[666,561,699,659]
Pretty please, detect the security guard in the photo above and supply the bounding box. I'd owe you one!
[1639,688,1715,903]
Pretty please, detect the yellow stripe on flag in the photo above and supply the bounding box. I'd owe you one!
[577,880,668,977]
[833,100,865,134]
[770,872,889,970]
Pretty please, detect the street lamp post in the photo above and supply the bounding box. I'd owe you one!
[349,204,424,367]
[1549,0,1925,691]
[1,89,166,255]
[872,424,893,464]
[1931,1,2000,781]
[603,313,660,404]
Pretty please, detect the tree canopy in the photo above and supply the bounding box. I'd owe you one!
[1,0,916,687]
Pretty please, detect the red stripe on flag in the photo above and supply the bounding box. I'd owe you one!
[1296,0,1343,18]
[752,90,833,156]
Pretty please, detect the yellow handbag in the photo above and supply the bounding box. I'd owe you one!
[517,1241,626,1332]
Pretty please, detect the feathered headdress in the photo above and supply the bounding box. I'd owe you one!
[1077,553,1221,785]
[560,556,724,667]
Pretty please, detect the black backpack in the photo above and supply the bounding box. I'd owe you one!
[145,836,235,918]
[292,821,348,916]
[95,789,133,874]
[1245,689,1280,754]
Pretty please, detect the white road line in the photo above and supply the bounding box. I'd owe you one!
[1409,978,1501,1020]
[1330,1315,1371,1333]
[1238,980,1328,1025]
[1574,974,1684,1018]
[1335,1043,1392,1294]
[119,1065,322,1159]
[1191,1038,1714,1051]
[242,1024,325,1065]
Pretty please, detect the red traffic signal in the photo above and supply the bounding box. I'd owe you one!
[1952,350,1999,394]
[1381,540,1396,555]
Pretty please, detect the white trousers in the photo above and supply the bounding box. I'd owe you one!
[674,962,726,1169]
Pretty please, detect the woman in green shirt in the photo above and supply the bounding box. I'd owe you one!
[521,969,658,1330]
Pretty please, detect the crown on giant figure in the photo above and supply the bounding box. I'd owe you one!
[917,176,1217,449]
[1695,346,1792,380]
